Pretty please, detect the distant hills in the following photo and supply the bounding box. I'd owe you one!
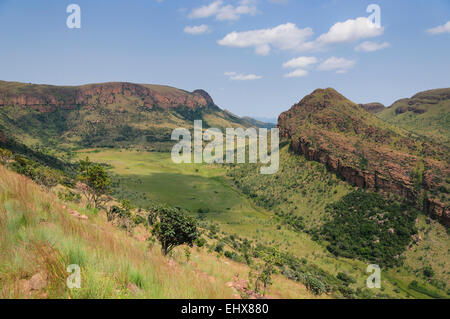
[278,88,449,226]
[359,102,385,114]
[0,81,251,151]
[0,80,448,225]
[377,88,450,144]
[241,116,276,129]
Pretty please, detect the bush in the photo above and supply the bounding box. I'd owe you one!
[0,147,12,164]
[304,275,326,295]
[224,251,233,259]
[422,266,435,279]
[195,237,207,248]
[215,241,224,253]
[337,272,356,286]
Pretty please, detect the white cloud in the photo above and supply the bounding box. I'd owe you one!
[427,21,450,35]
[225,71,262,81]
[184,24,211,35]
[284,69,308,78]
[218,16,384,55]
[314,17,384,48]
[218,23,313,55]
[317,57,355,73]
[189,0,257,21]
[355,41,390,52]
[283,56,318,69]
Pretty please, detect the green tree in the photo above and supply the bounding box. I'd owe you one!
[77,157,111,208]
[151,206,199,256]
[253,248,280,296]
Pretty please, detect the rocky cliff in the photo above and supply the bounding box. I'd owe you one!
[0,80,248,151]
[278,88,449,226]
[0,81,214,112]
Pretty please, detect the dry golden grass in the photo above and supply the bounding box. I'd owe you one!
[0,165,318,299]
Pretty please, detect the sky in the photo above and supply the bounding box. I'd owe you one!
[0,0,449,119]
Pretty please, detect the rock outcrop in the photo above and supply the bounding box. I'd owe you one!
[0,81,213,112]
[278,88,449,226]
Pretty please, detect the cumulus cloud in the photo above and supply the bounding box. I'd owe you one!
[284,69,308,78]
[427,21,450,35]
[355,41,390,52]
[218,16,384,55]
[218,23,313,55]
[282,56,318,69]
[317,57,355,73]
[225,71,262,81]
[189,0,257,21]
[184,24,211,35]
[313,17,384,49]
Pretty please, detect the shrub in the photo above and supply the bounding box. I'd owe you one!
[0,147,12,164]
[422,266,435,279]
[215,241,224,253]
[337,272,356,286]
[304,275,326,295]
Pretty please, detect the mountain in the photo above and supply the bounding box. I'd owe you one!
[241,116,276,128]
[359,102,385,114]
[0,80,251,151]
[278,88,449,226]
[377,88,450,144]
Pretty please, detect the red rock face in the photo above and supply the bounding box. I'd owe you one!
[0,82,214,112]
[286,134,449,226]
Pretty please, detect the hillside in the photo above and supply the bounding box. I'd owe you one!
[278,88,449,226]
[377,88,450,144]
[0,163,324,299]
[0,80,251,151]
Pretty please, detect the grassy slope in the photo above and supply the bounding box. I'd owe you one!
[76,148,449,298]
[0,164,320,299]
[377,88,450,144]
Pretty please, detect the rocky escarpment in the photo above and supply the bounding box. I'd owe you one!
[278,88,449,226]
[0,81,214,112]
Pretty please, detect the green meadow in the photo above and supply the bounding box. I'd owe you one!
[76,148,448,298]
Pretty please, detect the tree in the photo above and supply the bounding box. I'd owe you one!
[150,206,199,256]
[77,157,111,208]
[252,248,280,296]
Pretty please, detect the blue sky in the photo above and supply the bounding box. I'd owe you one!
[0,0,449,118]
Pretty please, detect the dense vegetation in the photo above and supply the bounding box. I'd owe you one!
[321,190,419,267]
